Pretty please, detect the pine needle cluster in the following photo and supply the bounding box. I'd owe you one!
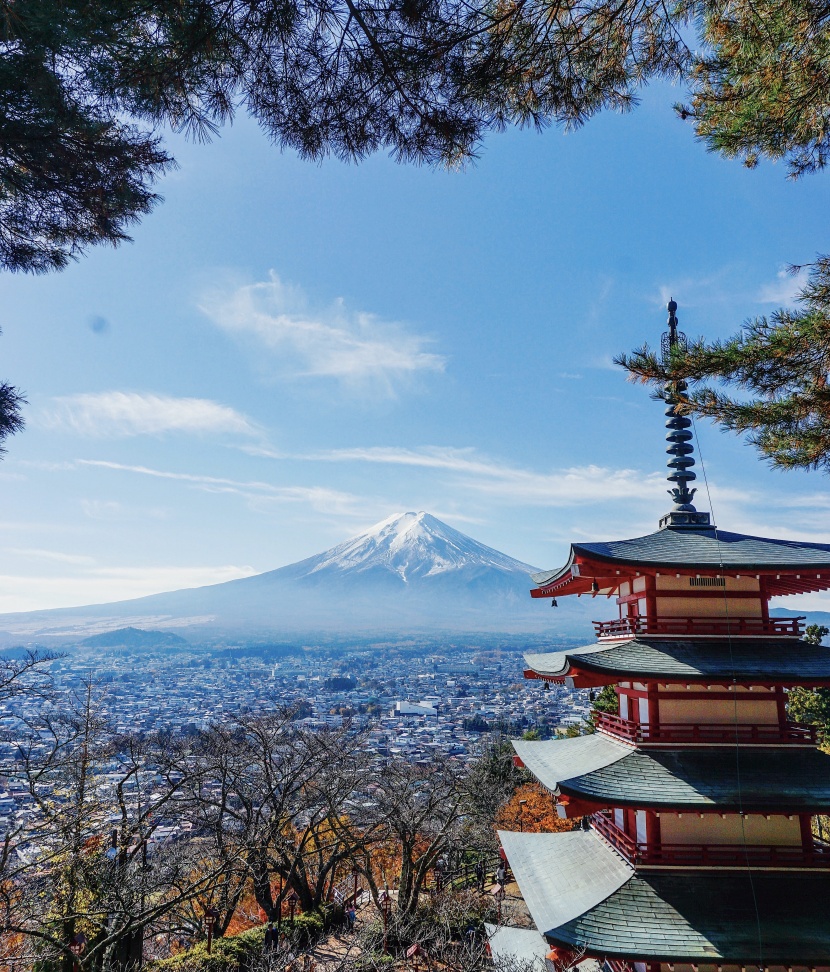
[5,0,830,275]
[689,0,830,177]
[617,260,830,472]
[1,0,694,273]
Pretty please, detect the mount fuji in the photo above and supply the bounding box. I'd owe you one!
[0,512,592,643]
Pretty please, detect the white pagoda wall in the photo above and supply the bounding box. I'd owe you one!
[657,812,802,846]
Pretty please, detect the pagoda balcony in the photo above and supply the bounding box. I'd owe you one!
[591,811,830,869]
[593,710,818,746]
[592,615,804,640]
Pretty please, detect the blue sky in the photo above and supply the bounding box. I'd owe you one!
[3,81,830,613]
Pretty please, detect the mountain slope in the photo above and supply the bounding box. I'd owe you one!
[0,512,592,642]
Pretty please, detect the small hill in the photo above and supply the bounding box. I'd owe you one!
[80,627,190,649]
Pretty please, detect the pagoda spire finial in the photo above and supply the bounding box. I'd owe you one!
[658,300,713,531]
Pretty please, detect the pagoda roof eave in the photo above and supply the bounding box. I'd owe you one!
[501,831,830,962]
[513,737,830,812]
[484,926,604,972]
[483,926,549,967]
[531,527,830,597]
[523,637,830,686]
[530,547,579,592]
[497,830,633,942]
[558,870,830,962]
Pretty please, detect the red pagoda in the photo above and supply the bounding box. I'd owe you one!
[500,302,830,969]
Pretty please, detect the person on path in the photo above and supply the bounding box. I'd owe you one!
[347,906,356,932]
[496,863,507,887]
[474,861,484,892]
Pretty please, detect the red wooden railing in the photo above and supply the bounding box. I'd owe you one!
[592,811,830,868]
[592,616,804,639]
[593,710,818,746]
[592,810,638,858]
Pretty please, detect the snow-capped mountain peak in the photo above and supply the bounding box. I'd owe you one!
[303,511,537,581]
[0,510,580,641]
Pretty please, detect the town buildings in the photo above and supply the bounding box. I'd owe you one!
[0,637,589,842]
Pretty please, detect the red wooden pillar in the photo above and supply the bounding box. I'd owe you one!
[644,574,657,627]
[646,810,661,859]
[759,577,770,624]
[647,683,660,733]
[774,685,788,729]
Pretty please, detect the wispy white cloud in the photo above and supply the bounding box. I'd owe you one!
[757,267,810,307]
[78,460,368,517]
[307,445,674,506]
[655,266,741,311]
[79,459,268,488]
[41,392,258,438]
[80,499,169,522]
[234,442,756,511]
[5,547,96,566]
[199,272,446,394]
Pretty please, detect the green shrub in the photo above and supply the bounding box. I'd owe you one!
[149,913,325,972]
[353,954,395,971]
[293,911,325,944]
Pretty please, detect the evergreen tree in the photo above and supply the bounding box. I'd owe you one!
[592,683,619,715]
[787,624,830,744]
[0,377,24,457]
[689,0,830,178]
[0,0,791,276]
[0,0,693,274]
[6,0,830,279]
[617,268,830,473]
[0,326,25,461]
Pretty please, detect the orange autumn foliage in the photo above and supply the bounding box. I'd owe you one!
[0,929,27,972]
[225,893,263,936]
[496,784,578,833]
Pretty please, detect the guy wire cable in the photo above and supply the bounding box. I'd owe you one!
[692,415,764,971]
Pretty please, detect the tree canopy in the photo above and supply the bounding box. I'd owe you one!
[0,0,683,274]
[5,0,830,275]
[689,0,830,178]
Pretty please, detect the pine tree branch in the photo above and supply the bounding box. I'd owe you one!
[617,258,830,472]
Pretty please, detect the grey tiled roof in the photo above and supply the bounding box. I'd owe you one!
[532,526,830,584]
[484,925,602,972]
[484,925,549,968]
[515,737,830,810]
[524,637,830,683]
[566,746,830,811]
[524,643,610,679]
[503,831,830,961]
[498,830,632,935]
[513,735,629,789]
[557,871,830,962]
